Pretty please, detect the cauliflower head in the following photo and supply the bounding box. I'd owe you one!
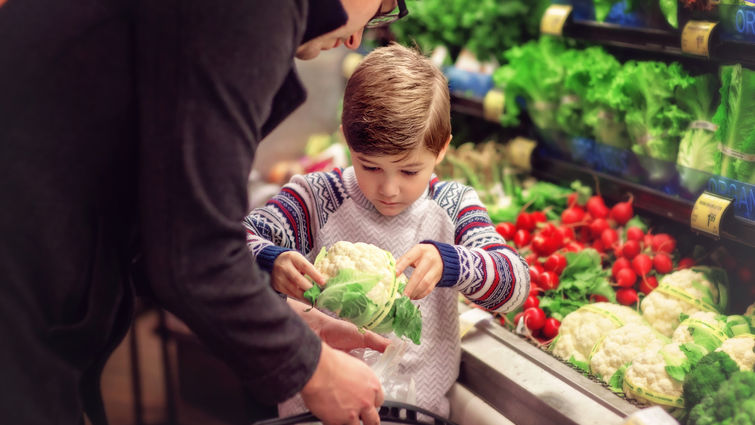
[671,311,731,353]
[716,334,755,371]
[552,302,645,364]
[314,241,401,307]
[641,267,728,337]
[623,342,689,408]
[308,241,422,344]
[589,323,668,383]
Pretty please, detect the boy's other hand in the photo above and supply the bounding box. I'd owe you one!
[272,251,327,300]
[395,243,443,300]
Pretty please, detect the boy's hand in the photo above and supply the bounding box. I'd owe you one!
[272,251,327,300]
[395,243,443,300]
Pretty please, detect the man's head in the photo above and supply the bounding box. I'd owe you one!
[296,0,405,60]
[341,43,452,216]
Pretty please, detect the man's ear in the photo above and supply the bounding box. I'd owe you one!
[435,134,452,165]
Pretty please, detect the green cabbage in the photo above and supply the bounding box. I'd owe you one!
[714,64,755,184]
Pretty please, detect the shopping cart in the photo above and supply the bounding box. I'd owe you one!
[251,400,460,425]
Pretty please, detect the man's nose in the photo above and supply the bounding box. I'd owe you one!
[344,28,364,50]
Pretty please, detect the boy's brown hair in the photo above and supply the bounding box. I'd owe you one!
[341,43,451,158]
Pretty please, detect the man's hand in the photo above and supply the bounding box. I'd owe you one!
[271,251,326,300]
[288,298,390,353]
[301,343,384,425]
[395,243,443,300]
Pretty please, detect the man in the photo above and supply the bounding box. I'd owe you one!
[0,0,407,424]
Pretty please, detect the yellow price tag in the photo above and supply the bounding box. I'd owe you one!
[482,89,505,122]
[681,20,719,57]
[540,4,573,36]
[690,191,732,237]
[505,137,537,171]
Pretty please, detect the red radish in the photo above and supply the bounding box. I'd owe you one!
[631,253,652,276]
[639,275,659,295]
[589,218,610,238]
[643,233,654,249]
[612,257,631,279]
[530,211,547,224]
[591,239,605,253]
[516,212,535,232]
[586,195,610,219]
[610,194,634,225]
[523,295,540,310]
[590,294,609,303]
[566,192,579,207]
[524,253,539,266]
[513,229,531,247]
[677,257,695,269]
[626,227,644,241]
[529,283,542,297]
[544,253,568,275]
[561,205,585,225]
[557,225,575,242]
[616,288,639,306]
[622,240,641,260]
[514,312,524,326]
[653,253,673,274]
[538,271,560,291]
[529,263,544,283]
[495,222,516,240]
[564,241,584,252]
[498,315,506,326]
[601,228,619,249]
[539,223,558,237]
[532,232,563,257]
[541,317,561,339]
[523,307,546,331]
[615,268,637,288]
[651,233,676,254]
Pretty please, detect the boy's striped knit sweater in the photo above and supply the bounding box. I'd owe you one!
[243,166,529,417]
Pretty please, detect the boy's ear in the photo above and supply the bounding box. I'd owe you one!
[435,134,452,165]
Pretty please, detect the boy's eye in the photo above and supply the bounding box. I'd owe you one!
[402,170,419,176]
[362,165,380,172]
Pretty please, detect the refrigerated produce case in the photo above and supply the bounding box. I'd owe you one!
[383,1,755,424]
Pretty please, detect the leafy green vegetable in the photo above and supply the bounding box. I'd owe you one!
[608,61,695,182]
[687,371,755,425]
[675,73,722,193]
[714,65,755,184]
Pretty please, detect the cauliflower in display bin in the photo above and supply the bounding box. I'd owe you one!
[716,334,755,371]
[640,267,729,337]
[623,342,693,409]
[589,323,668,385]
[551,302,645,368]
[670,311,732,353]
[305,241,422,344]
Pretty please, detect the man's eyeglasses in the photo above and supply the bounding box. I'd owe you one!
[365,0,409,29]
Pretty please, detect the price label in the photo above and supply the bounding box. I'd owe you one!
[505,137,537,171]
[681,20,719,57]
[540,4,573,36]
[690,191,733,237]
[482,89,505,123]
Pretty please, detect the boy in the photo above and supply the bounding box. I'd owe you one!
[244,43,530,417]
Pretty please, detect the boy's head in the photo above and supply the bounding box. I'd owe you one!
[341,42,451,158]
[341,43,452,216]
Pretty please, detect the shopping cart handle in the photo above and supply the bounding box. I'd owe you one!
[251,400,460,425]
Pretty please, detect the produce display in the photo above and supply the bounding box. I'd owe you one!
[303,241,422,344]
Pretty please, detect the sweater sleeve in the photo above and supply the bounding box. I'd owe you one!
[243,173,320,271]
[425,186,530,313]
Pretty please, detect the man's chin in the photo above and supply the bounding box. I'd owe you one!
[295,46,321,61]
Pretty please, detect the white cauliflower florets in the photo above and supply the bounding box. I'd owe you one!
[670,311,730,353]
[716,334,755,371]
[552,302,645,363]
[640,268,726,337]
[314,241,398,307]
[623,342,687,408]
[589,323,668,382]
